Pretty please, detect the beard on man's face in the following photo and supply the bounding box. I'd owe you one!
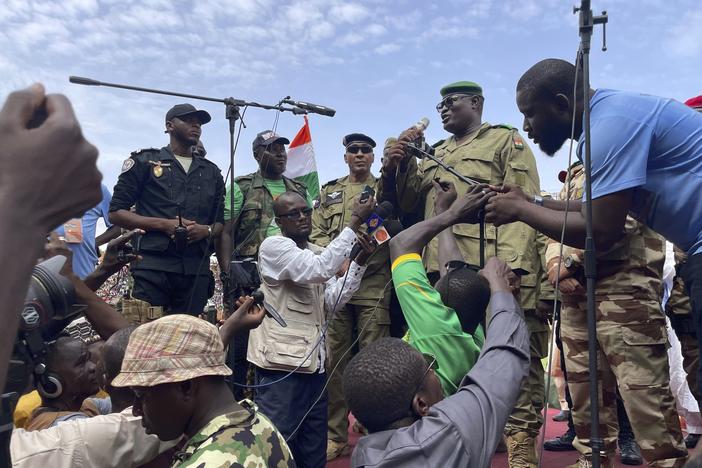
[537,122,571,156]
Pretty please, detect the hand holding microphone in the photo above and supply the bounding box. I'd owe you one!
[383,118,430,173]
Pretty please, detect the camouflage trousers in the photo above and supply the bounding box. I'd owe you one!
[561,296,688,467]
[504,307,550,437]
[327,303,390,443]
[679,333,701,403]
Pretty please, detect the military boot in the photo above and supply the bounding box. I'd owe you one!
[543,426,576,451]
[566,454,614,468]
[506,432,537,468]
[618,433,643,465]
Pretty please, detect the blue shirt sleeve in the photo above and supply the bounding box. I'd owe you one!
[100,184,113,228]
[581,115,651,200]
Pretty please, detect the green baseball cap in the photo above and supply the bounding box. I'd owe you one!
[440,81,483,97]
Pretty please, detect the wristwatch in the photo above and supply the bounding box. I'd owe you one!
[564,254,582,269]
[533,194,544,206]
[207,225,213,239]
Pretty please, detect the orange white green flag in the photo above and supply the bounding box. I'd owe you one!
[285,116,320,201]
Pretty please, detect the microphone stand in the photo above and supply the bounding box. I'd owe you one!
[68,76,316,268]
[406,142,487,267]
[573,3,608,467]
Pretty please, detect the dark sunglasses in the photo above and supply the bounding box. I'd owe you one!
[346,145,373,155]
[435,94,473,112]
[277,207,313,220]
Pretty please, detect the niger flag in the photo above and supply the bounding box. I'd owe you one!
[285,116,320,201]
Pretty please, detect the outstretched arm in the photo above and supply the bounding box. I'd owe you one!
[484,184,630,251]
[433,180,466,277]
[389,184,493,263]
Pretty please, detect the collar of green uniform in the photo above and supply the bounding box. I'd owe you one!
[447,122,491,149]
[183,399,257,448]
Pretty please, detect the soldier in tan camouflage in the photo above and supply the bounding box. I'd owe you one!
[311,133,392,461]
[546,161,687,467]
[384,80,545,467]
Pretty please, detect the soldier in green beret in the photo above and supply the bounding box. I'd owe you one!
[311,133,393,461]
[383,80,546,467]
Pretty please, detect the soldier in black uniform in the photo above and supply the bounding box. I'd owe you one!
[109,103,225,316]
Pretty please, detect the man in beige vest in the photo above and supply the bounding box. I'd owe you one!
[247,190,374,468]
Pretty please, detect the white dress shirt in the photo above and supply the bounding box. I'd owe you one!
[11,407,178,468]
[258,227,367,370]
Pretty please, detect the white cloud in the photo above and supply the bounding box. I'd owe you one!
[375,42,401,55]
[329,2,370,24]
[666,10,702,58]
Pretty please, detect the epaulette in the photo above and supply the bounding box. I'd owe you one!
[321,178,339,189]
[431,139,446,148]
[492,124,515,130]
[234,173,254,183]
[130,147,160,158]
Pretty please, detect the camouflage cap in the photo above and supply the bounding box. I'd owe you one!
[440,81,483,97]
[111,314,231,388]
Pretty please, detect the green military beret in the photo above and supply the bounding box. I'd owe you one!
[440,81,483,97]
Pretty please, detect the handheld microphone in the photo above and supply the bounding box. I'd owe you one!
[251,289,287,328]
[350,201,394,260]
[414,117,430,132]
[282,98,336,117]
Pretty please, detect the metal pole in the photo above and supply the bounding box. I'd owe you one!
[574,3,608,466]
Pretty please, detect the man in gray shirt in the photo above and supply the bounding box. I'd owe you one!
[342,188,530,467]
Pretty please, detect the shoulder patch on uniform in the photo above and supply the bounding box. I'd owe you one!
[431,139,446,148]
[130,147,160,157]
[512,133,525,150]
[121,158,135,173]
[492,124,514,130]
[324,190,343,207]
[321,178,338,188]
[234,173,254,183]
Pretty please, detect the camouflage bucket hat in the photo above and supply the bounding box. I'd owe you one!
[111,314,231,388]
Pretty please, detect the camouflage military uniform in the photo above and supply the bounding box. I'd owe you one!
[310,174,391,445]
[228,171,307,258]
[666,247,700,403]
[172,399,295,467]
[548,163,687,467]
[395,123,547,455]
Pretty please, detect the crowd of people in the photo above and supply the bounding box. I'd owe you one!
[1,55,702,468]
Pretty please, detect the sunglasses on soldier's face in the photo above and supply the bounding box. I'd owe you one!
[346,145,373,155]
[278,207,313,220]
[435,94,474,112]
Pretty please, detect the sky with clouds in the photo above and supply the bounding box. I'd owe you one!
[1,0,700,195]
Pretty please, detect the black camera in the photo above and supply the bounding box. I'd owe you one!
[2,255,86,465]
[226,258,286,327]
[8,255,86,395]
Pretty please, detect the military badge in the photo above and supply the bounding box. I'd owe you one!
[121,159,135,173]
[512,135,525,150]
[324,191,343,206]
[153,163,163,178]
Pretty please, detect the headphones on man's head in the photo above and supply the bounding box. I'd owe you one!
[35,362,64,399]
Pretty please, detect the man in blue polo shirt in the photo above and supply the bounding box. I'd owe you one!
[484,58,702,464]
[56,184,120,279]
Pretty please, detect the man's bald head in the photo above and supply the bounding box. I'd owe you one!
[273,191,312,242]
[273,191,307,216]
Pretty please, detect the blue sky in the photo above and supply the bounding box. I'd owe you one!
[1,0,700,195]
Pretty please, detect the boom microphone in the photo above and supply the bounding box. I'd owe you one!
[282,98,336,117]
